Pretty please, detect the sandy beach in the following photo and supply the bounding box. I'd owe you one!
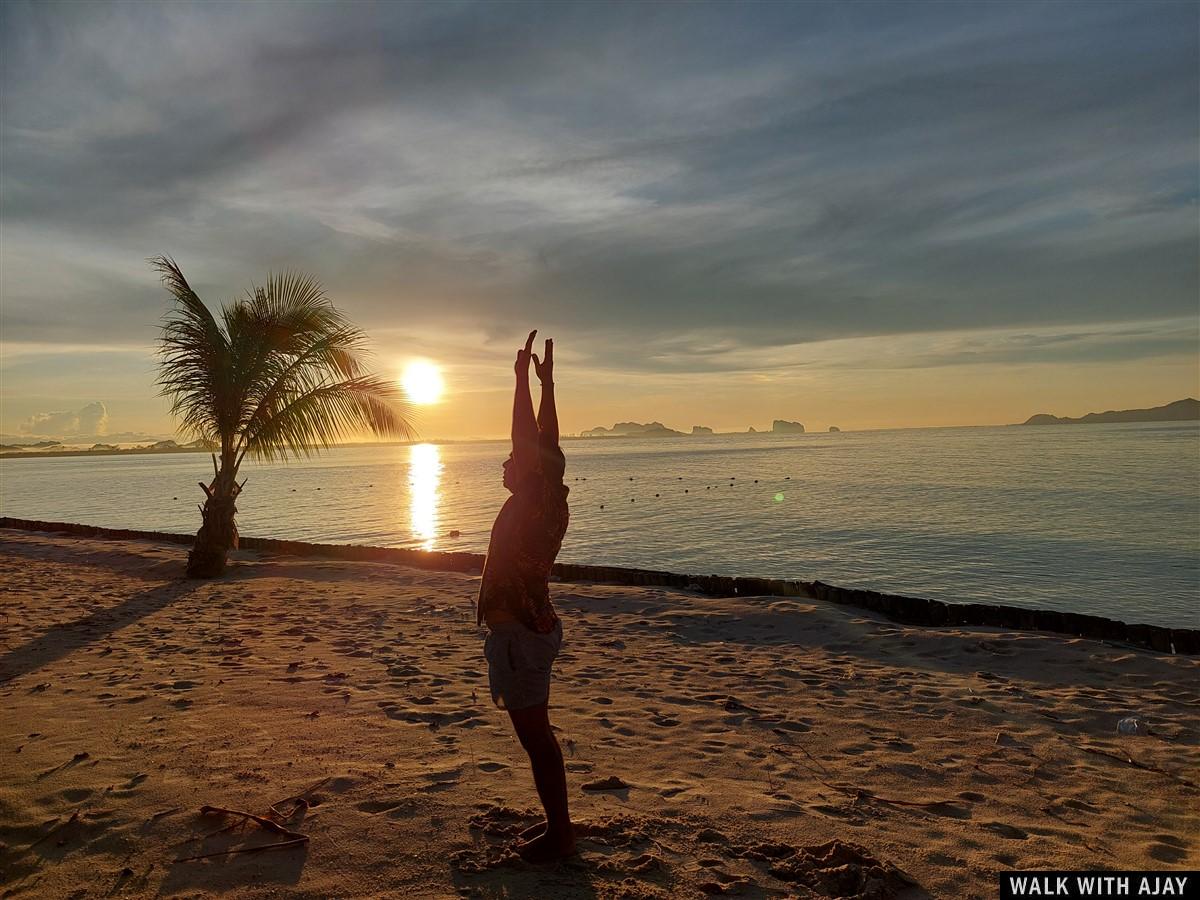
[0,529,1196,899]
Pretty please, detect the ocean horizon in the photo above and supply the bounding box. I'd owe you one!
[2,420,1196,630]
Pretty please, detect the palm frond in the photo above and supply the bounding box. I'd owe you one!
[241,374,416,462]
[153,257,416,466]
[152,256,234,444]
[235,323,373,456]
[228,271,372,432]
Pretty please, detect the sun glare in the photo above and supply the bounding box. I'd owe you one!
[401,361,445,405]
[409,443,441,551]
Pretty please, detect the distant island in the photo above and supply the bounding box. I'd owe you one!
[1021,398,1199,426]
[747,420,806,434]
[581,419,812,438]
[0,438,217,458]
[580,421,686,438]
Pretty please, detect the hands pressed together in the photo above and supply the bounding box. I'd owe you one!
[512,329,559,455]
[515,330,553,385]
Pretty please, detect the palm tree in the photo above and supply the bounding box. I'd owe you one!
[153,256,414,577]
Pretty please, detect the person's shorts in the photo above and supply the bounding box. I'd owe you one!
[483,620,563,711]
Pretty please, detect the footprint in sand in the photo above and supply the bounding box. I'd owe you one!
[582,775,630,792]
[1147,842,1187,864]
[477,761,509,773]
[984,822,1028,840]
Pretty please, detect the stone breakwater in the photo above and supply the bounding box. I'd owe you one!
[2,516,1195,655]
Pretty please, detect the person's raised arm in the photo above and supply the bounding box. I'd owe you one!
[533,337,558,446]
[511,330,539,475]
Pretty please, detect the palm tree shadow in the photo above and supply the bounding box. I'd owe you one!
[0,578,202,685]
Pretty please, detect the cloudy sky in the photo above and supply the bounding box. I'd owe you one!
[2,0,1196,440]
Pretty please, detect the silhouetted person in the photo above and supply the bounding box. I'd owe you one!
[476,330,574,862]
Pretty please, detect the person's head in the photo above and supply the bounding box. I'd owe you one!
[501,444,565,493]
[502,452,520,492]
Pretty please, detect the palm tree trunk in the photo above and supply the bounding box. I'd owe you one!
[187,454,240,578]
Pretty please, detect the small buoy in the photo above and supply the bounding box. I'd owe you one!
[316,487,321,490]
[600,504,604,509]
[754,479,758,483]
[1117,717,1146,735]
[172,496,178,500]
[655,493,659,497]
[630,498,635,502]
[629,476,634,481]
[448,530,461,538]
[684,489,688,493]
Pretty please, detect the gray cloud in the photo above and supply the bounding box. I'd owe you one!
[558,319,1200,377]
[1,0,1196,373]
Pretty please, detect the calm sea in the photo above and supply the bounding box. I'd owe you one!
[1,423,1197,628]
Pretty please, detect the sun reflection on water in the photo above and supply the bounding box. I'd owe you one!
[409,443,442,550]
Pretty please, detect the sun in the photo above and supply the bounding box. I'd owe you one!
[401,360,445,405]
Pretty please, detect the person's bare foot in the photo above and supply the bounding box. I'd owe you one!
[517,825,576,863]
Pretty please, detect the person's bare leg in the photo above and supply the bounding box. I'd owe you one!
[508,703,574,861]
